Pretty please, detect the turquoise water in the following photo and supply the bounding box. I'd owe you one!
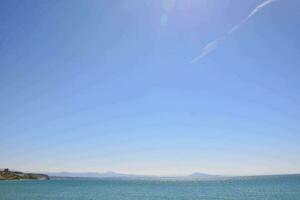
[1,175,300,200]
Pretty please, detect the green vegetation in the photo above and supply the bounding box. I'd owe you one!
[0,169,49,180]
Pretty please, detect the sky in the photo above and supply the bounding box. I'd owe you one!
[0,0,300,176]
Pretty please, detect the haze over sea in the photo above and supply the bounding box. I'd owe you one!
[1,175,300,200]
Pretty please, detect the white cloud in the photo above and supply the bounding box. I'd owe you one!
[191,0,279,63]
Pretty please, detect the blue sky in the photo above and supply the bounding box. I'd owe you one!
[1,0,300,176]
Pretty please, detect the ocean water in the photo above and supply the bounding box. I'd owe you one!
[0,175,299,200]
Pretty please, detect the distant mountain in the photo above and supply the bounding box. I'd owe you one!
[187,172,222,179]
[47,171,144,178]
[47,171,223,180]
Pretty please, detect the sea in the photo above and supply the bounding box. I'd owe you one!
[0,175,299,200]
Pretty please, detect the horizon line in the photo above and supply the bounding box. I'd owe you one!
[3,168,299,178]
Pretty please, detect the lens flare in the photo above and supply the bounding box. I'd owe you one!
[160,14,168,26]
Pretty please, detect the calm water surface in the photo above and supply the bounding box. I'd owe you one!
[0,175,300,200]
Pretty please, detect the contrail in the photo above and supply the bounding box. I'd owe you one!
[191,0,279,63]
[190,36,225,63]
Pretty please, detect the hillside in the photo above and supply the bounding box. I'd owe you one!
[0,169,49,180]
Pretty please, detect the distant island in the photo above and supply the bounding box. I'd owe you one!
[0,169,49,180]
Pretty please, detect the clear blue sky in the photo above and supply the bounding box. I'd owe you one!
[1,0,299,176]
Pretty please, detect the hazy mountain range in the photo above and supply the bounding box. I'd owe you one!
[46,171,223,180]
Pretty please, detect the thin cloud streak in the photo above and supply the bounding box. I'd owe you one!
[191,0,279,63]
[229,0,278,34]
[190,37,224,63]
